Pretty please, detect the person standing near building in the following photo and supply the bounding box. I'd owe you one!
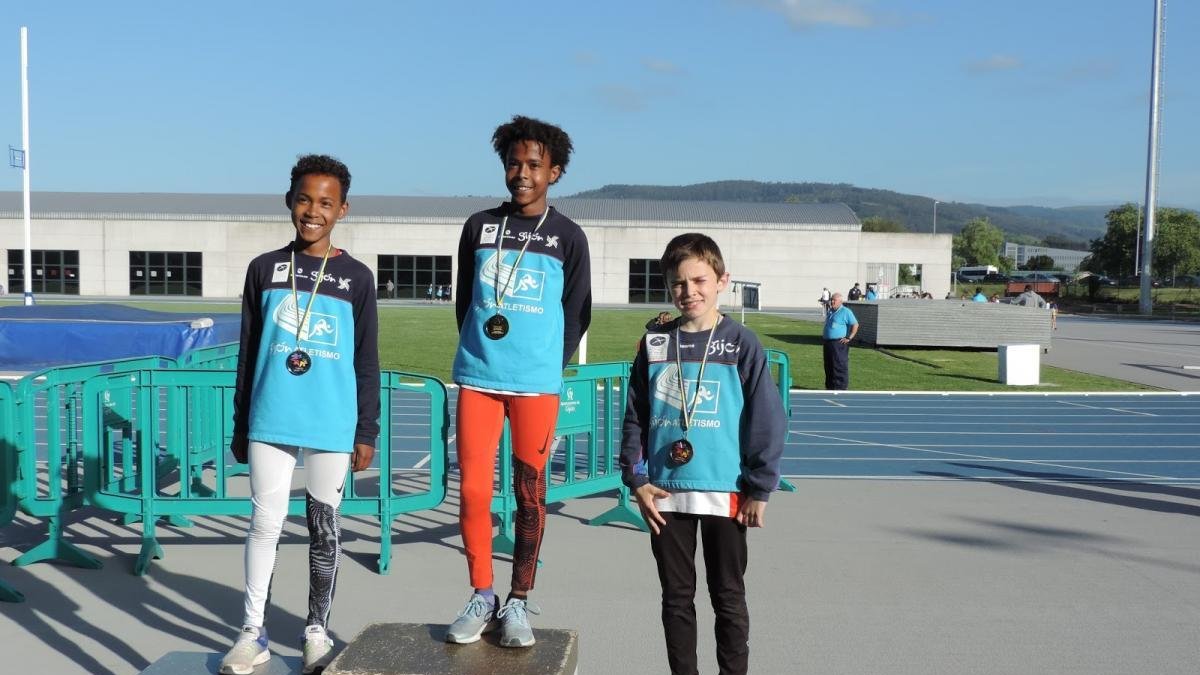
[864,285,877,301]
[818,286,831,317]
[620,232,785,675]
[972,287,987,302]
[847,283,862,301]
[446,115,591,648]
[822,292,858,390]
[220,154,379,675]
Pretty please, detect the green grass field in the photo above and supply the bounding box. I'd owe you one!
[1,299,1153,390]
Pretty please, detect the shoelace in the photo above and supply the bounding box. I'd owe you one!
[458,596,493,619]
[497,599,541,624]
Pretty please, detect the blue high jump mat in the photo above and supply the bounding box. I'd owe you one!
[0,304,240,370]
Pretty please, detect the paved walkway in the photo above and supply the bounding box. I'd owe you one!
[1043,314,1200,391]
[2,478,1199,674]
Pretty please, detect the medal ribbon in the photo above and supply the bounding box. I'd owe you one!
[291,243,333,352]
[675,315,722,438]
[493,206,551,313]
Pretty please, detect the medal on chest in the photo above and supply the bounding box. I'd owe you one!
[286,244,332,376]
[669,316,722,467]
[486,207,549,340]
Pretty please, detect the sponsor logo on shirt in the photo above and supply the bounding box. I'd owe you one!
[272,295,340,346]
[646,334,670,362]
[480,223,499,245]
[271,262,291,283]
[480,252,546,302]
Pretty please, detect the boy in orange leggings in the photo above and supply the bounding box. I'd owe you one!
[446,115,592,647]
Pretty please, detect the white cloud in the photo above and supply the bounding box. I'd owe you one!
[642,58,682,74]
[574,51,600,66]
[966,54,1023,75]
[741,0,879,29]
[595,84,650,112]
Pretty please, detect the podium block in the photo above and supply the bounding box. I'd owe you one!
[327,622,579,675]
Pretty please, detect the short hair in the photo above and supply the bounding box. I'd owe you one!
[975,287,983,293]
[492,115,573,180]
[1024,284,1033,291]
[660,233,726,280]
[289,154,351,202]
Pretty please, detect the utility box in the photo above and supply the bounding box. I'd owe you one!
[998,343,1040,385]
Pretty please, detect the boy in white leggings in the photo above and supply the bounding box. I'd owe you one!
[220,155,380,675]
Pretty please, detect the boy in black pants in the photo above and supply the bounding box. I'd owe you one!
[621,233,785,675]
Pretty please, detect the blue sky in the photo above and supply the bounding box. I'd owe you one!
[2,1,1197,209]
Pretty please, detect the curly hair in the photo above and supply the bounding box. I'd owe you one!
[660,233,727,280]
[289,154,351,202]
[491,115,573,180]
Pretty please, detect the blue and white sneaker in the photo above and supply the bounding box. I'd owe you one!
[219,625,270,675]
[445,592,499,644]
[497,597,540,648]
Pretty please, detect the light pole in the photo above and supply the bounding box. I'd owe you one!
[933,200,940,234]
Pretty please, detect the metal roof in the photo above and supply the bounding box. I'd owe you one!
[0,191,861,228]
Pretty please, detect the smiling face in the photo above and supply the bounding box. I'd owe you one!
[504,140,561,216]
[667,256,729,331]
[287,173,348,255]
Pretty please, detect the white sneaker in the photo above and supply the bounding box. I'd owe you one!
[218,625,270,675]
[302,624,335,674]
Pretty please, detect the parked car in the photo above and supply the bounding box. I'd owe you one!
[982,273,1010,283]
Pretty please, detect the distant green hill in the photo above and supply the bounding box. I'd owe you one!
[569,180,1119,249]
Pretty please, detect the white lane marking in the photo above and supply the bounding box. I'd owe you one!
[1059,400,1157,417]
[822,399,846,407]
[413,453,432,469]
[791,431,1171,480]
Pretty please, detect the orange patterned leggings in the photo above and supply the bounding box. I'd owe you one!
[456,388,559,591]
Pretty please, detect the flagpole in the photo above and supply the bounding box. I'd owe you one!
[19,26,34,305]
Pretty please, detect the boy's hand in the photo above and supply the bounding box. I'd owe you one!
[230,434,249,464]
[351,444,376,472]
[633,483,671,535]
[736,498,767,528]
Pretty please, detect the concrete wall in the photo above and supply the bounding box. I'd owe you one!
[2,216,951,308]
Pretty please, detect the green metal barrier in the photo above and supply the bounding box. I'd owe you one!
[11,355,176,570]
[80,368,448,575]
[176,341,240,370]
[491,361,645,553]
[765,348,797,493]
[0,380,24,602]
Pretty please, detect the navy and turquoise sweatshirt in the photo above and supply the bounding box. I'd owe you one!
[233,244,381,452]
[620,317,785,501]
[452,204,592,393]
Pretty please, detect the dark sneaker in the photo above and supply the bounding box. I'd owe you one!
[445,593,499,644]
[219,625,270,675]
[497,597,540,648]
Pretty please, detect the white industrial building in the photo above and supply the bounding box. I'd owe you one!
[1002,241,1090,272]
[1,192,952,307]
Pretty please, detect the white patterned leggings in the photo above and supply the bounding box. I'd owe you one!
[241,441,349,630]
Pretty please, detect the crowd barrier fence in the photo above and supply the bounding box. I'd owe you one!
[0,380,23,601]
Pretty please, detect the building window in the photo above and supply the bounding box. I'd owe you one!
[377,255,453,300]
[130,251,203,296]
[7,249,80,295]
[629,258,669,304]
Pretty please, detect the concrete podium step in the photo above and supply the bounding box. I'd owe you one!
[139,651,302,674]
[326,622,579,675]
